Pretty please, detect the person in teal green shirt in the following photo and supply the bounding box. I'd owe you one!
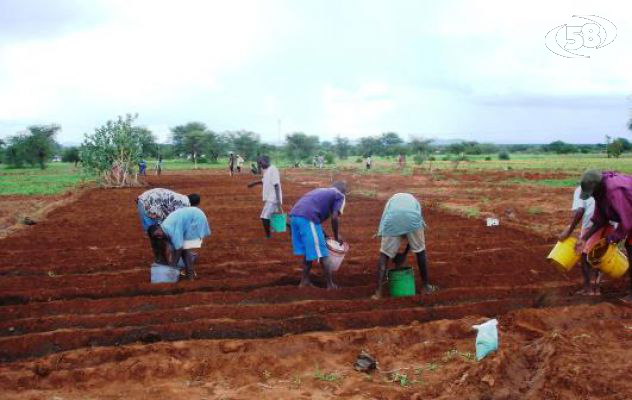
[373,193,437,299]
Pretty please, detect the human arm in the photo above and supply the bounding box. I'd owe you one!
[559,208,584,241]
[393,244,411,268]
[247,180,262,188]
[331,211,342,244]
[605,189,632,243]
[274,183,283,212]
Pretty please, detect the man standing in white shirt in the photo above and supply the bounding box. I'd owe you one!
[248,155,283,238]
[559,185,598,295]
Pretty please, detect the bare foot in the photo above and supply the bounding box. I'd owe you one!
[574,287,593,296]
[592,286,601,296]
[371,292,382,300]
[326,283,339,290]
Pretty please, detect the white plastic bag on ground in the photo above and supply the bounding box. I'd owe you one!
[472,319,498,361]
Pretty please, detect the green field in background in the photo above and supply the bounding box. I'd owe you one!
[0,163,86,196]
[1,153,631,196]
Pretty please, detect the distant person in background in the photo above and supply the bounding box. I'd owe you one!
[236,154,245,173]
[372,193,436,299]
[365,155,372,170]
[576,170,632,302]
[138,160,147,176]
[318,155,325,169]
[559,185,599,296]
[156,155,163,176]
[398,154,406,170]
[290,181,347,289]
[312,155,317,168]
[247,155,282,238]
[228,152,236,176]
[148,207,211,280]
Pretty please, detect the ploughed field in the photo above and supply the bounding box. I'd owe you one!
[1,171,631,399]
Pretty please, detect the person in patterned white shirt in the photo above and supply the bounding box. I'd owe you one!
[137,188,200,260]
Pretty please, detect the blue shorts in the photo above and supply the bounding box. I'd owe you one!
[137,200,157,232]
[290,216,328,262]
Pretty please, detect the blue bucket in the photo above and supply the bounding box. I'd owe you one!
[151,263,179,283]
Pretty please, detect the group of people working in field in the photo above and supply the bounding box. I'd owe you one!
[134,155,437,298]
[135,159,632,301]
[559,170,632,302]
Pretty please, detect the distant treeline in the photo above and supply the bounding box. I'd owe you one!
[1,118,630,170]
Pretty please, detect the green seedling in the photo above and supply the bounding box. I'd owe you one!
[314,368,341,382]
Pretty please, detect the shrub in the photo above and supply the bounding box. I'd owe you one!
[324,152,335,164]
[196,156,209,164]
[485,156,492,161]
[428,156,436,161]
[441,155,452,161]
[355,157,363,163]
[498,151,510,160]
[413,154,426,165]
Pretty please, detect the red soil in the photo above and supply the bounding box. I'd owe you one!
[0,171,629,399]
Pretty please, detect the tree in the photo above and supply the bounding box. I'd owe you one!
[227,130,260,160]
[285,132,319,162]
[380,132,404,156]
[62,146,81,166]
[334,136,351,159]
[544,140,577,154]
[133,126,158,157]
[409,137,433,155]
[80,114,146,187]
[3,125,60,169]
[171,122,226,164]
[357,136,383,157]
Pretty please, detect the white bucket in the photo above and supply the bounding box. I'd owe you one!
[326,239,349,272]
[151,263,179,283]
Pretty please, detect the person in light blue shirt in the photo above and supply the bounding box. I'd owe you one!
[373,193,437,299]
[148,207,211,280]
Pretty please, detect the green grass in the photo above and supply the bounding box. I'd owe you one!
[0,163,88,196]
[508,177,578,188]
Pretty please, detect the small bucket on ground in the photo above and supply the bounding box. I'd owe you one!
[388,266,416,297]
[547,237,580,272]
[326,239,349,271]
[270,213,287,233]
[150,263,179,283]
[588,242,629,278]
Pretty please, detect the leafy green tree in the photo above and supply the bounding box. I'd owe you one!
[333,136,351,159]
[172,122,226,164]
[285,132,319,163]
[357,136,383,157]
[3,125,60,169]
[227,130,260,160]
[80,114,145,187]
[380,132,404,156]
[409,137,433,155]
[133,126,158,157]
[62,146,81,166]
[544,140,577,154]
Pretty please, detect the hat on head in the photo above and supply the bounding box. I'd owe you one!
[579,169,602,200]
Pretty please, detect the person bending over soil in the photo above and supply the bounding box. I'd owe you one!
[247,155,283,239]
[147,207,211,280]
[137,188,201,260]
[559,185,601,296]
[576,170,632,302]
[373,193,437,299]
[290,182,347,289]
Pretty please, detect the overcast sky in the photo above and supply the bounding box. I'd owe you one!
[0,0,630,144]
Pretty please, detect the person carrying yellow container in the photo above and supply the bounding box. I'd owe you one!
[559,185,600,295]
[576,170,632,302]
